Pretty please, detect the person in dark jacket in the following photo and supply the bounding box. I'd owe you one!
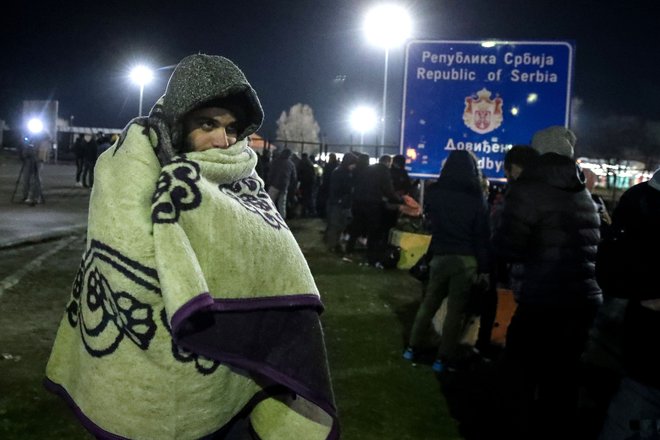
[403,150,490,373]
[348,155,402,267]
[324,153,358,253]
[267,148,297,219]
[73,134,86,187]
[297,152,317,217]
[492,126,603,439]
[317,153,338,218]
[597,168,660,440]
[81,134,98,188]
[475,145,539,358]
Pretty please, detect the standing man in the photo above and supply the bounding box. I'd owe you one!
[597,169,660,440]
[45,53,337,440]
[81,133,98,188]
[267,148,297,219]
[493,126,602,439]
[73,134,86,187]
[351,155,402,267]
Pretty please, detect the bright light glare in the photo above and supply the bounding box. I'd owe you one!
[27,118,44,134]
[364,4,412,48]
[510,107,519,116]
[527,93,538,104]
[130,65,154,86]
[481,41,497,48]
[350,106,378,133]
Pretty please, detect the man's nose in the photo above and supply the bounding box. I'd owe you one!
[213,129,229,148]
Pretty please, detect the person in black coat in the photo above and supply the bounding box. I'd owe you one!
[492,126,603,439]
[597,169,660,440]
[403,150,490,372]
[348,155,402,267]
[324,153,358,253]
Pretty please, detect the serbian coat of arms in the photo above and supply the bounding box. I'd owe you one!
[463,88,503,134]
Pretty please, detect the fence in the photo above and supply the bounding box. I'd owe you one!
[249,138,401,159]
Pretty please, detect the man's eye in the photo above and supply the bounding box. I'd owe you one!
[201,121,215,130]
[226,124,238,135]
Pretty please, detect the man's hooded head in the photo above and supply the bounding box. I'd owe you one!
[158,54,264,153]
[531,125,576,158]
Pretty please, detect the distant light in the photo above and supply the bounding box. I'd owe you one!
[364,4,413,49]
[27,118,44,134]
[527,93,538,104]
[406,148,418,161]
[350,106,378,133]
[481,41,497,48]
[130,65,154,86]
[510,107,519,116]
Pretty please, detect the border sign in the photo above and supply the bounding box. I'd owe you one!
[400,40,574,179]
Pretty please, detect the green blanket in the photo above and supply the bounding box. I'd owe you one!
[46,117,337,439]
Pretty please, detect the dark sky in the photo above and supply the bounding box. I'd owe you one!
[1,0,658,145]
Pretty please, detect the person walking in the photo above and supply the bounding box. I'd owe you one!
[81,133,98,187]
[403,150,490,373]
[19,137,44,205]
[72,134,86,187]
[492,126,603,439]
[45,53,337,440]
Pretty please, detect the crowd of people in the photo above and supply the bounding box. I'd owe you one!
[256,147,420,268]
[256,125,660,439]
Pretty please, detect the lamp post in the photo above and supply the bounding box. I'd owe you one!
[130,65,154,117]
[364,4,412,153]
[349,105,378,148]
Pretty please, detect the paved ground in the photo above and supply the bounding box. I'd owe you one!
[0,153,89,249]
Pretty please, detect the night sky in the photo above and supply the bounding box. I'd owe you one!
[1,0,658,145]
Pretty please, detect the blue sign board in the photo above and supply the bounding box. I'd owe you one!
[400,40,574,179]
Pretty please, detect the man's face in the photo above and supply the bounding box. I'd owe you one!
[505,163,524,182]
[183,107,239,152]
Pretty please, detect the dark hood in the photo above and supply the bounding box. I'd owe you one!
[158,54,263,141]
[520,152,585,192]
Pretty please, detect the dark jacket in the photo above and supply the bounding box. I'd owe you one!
[425,151,490,273]
[268,155,297,191]
[328,166,354,209]
[596,178,660,388]
[353,163,401,205]
[493,153,603,306]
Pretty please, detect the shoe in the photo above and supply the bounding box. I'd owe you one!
[432,359,445,373]
[24,198,33,204]
[402,347,415,361]
[373,262,385,270]
[75,181,83,187]
[341,256,353,263]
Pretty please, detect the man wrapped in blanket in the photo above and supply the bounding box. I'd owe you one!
[45,54,338,440]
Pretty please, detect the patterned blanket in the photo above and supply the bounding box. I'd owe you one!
[45,117,338,439]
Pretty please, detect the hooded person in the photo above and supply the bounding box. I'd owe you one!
[492,125,602,438]
[402,150,491,373]
[45,54,338,440]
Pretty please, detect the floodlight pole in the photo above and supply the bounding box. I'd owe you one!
[139,84,145,117]
[379,48,390,158]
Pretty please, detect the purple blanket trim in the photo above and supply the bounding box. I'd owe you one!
[171,292,324,336]
[175,347,339,440]
[171,292,215,331]
[44,377,267,439]
[43,378,129,440]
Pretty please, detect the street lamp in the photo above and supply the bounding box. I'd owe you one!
[129,65,154,117]
[364,4,413,149]
[350,105,378,145]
